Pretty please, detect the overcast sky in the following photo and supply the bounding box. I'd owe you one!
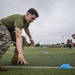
[0,0,75,44]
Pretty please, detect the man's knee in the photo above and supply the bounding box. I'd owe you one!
[0,26,11,58]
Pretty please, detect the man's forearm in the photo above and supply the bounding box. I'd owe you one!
[24,28,34,45]
[25,28,32,39]
[16,36,22,54]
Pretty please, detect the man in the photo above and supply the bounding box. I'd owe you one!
[72,34,75,47]
[0,8,39,71]
[72,34,75,39]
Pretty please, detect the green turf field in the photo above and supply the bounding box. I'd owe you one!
[0,47,75,75]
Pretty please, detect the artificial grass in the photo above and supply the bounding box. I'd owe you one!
[0,47,75,67]
[0,68,75,75]
[0,47,75,75]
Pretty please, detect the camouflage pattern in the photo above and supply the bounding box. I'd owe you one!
[0,21,11,59]
[0,20,26,59]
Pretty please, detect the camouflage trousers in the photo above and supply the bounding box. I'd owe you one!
[0,21,26,59]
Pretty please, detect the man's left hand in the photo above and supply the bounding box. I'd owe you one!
[30,38,34,46]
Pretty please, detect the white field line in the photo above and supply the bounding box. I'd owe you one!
[5,66,75,68]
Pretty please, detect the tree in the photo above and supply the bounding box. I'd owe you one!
[35,43,40,47]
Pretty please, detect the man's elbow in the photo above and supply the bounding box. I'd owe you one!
[16,35,22,39]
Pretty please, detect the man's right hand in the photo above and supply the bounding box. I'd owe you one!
[17,53,28,64]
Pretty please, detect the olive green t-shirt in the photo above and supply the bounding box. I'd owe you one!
[1,14,29,31]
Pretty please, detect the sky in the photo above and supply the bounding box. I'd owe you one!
[0,0,75,44]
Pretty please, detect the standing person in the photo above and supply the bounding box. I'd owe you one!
[68,41,72,49]
[67,39,72,49]
[0,8,39,71]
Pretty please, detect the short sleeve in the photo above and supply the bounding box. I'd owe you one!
[24,23,29,29]
[14,17,23,30]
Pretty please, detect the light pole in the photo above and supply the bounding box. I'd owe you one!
[62,36,64,48]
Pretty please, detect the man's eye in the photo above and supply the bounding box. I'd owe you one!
[32,18,35,20]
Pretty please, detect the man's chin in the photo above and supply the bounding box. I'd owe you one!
[27,21,31,24]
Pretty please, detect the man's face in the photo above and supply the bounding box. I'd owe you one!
[25,12,36,23]
[72,35,75,39]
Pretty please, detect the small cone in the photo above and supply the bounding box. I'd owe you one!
[60,64,72,69]
[45,52,48,54]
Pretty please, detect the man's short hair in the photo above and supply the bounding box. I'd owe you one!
[27,8,39,18]
[72,34,75,36]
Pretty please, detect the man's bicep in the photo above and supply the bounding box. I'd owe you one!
[15,27,22,37]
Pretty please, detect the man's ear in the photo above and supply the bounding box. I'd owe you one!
[26,12,29,16]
